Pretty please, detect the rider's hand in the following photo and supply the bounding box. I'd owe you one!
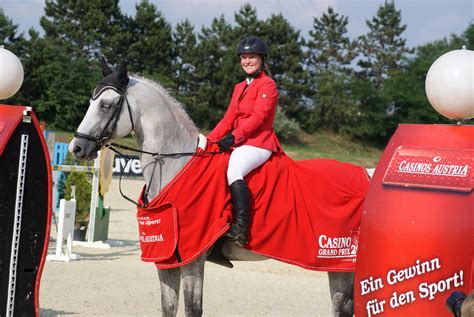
[217,133,235,152]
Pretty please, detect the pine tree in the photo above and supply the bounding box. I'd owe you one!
[346,1,413,142]
[262,13,308,128]
[0,8,22,46]
[233,4,264,38]
[193,15,236,128]
[462,22,474,48]
[173,19,197,91]
[306,7,357,73]
[31,0,124,128]
[0,9,29,105]
[125,0,173,83]
[14,32,100,129]
[172,19,201,121]
[358,0,412,88]
[40,0,125,59]
[382,26,474,129]
[305,7,358,131]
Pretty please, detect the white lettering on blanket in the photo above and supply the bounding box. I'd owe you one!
[137,215,161,226]
[317,234,358,260]
[139,233,164,242]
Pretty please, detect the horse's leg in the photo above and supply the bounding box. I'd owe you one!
[327,272,354,317]
[158,267,181,317]
[180,253,207,317]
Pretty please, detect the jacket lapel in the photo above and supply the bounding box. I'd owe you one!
[238,73,264,101]
[235,81,248,102]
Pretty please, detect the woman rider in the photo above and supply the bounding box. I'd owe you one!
[207,36,281,247]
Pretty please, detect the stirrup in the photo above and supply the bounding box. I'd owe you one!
[226,224,248,247]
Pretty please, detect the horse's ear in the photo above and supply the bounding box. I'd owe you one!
[116,63,128,77]
[99,56,113,76]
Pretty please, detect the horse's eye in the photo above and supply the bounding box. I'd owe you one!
[100,101,111,109]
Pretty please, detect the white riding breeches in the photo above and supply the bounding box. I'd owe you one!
[227,145,272,185]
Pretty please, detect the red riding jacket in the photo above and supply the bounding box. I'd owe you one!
[208,72,281,152]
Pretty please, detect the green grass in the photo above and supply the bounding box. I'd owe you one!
[282,131,382,167]
[54,130,382,168]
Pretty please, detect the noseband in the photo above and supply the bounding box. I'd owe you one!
[74,86,134,149]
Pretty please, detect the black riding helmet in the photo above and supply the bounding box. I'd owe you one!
[237,37,267,57]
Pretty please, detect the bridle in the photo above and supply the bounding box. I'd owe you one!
[74,86,134,150]
[73,84,222,207]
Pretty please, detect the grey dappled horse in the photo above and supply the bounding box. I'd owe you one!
[69,62,354,316]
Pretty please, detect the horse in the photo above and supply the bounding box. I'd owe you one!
[69,61,355,316]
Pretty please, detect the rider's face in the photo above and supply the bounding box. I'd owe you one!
[240,53,262,76]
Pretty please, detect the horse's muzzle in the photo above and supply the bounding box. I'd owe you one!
[70,138,99,161]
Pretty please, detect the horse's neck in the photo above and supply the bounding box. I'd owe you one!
[131,82,199,201]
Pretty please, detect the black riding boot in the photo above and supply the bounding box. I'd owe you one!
[226,179,250,247]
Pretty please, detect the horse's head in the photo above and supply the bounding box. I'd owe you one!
[70,58,133,160]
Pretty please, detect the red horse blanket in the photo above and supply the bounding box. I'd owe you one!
[137,142,369,271]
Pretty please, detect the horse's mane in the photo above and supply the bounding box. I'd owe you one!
[131,75,198,135]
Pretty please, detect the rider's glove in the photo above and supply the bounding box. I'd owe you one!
[217,132,235,152]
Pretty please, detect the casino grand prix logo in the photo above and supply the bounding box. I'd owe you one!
[383,147,473,192]
[317,230,359,262]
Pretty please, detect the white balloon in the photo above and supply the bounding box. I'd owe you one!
[0,47,24,100]
[425,49,474,119]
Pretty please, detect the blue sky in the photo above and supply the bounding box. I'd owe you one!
[2,0,473,48]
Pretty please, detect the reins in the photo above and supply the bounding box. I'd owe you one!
[104,141,221,207]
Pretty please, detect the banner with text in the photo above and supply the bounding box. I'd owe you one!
[112,155,142,177]
[354,124,473,316]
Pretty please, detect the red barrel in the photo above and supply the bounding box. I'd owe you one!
[355,124,473,316]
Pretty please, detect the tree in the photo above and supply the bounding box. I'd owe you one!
[0,9,28,104]
[124,0,173,83]
[358,0,412,88]
[193,15,236,128]
[383,27,473,127]
[40,0,125,59]
[233,4,264,39]
[262,13,308,129]
[9,28,100,129]
[0,8,22,46]
[26,0,121,128]
[305,7,358,131]
[172,19,200,116]
[463,22,474,48]
[348,23,474,142]
[347,0,413,142]
[306,7,357,72]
